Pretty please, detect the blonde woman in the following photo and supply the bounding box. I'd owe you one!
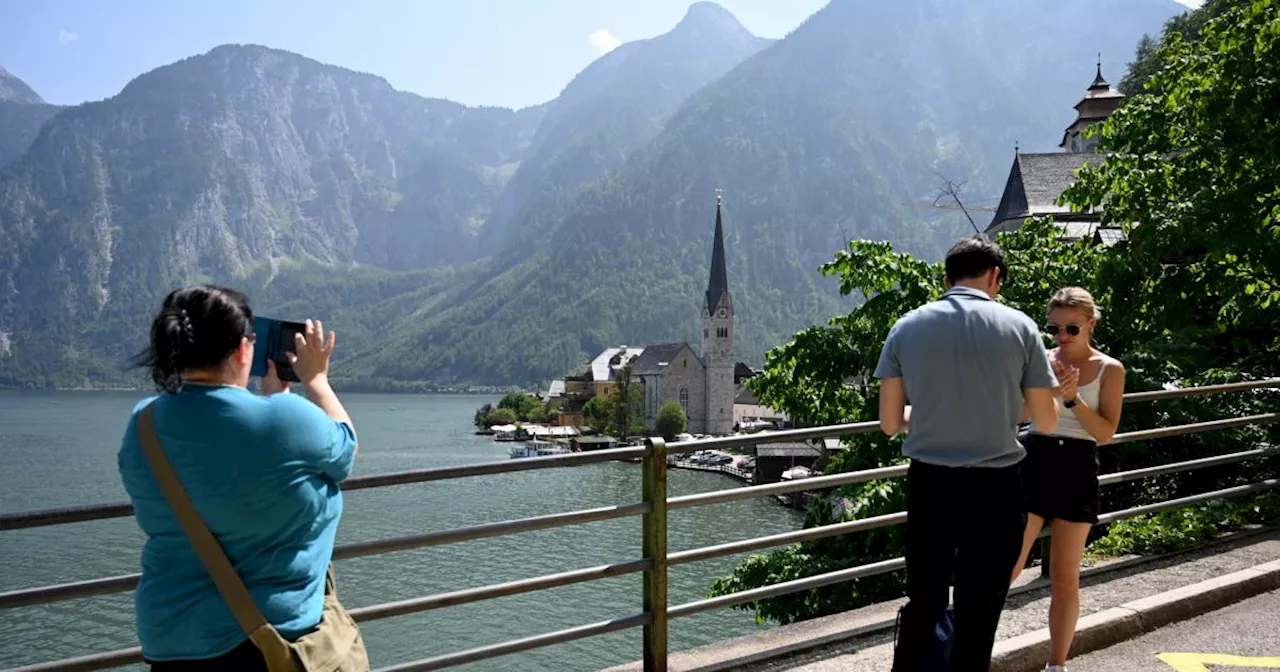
[1013,287,1126,672]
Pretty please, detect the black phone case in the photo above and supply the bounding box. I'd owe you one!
[266,321,305,383]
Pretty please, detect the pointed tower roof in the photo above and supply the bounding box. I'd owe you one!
[1060,55,1126,150]
[1089,59,1110,91]
[705,192,730,310]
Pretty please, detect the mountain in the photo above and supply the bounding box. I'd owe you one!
[0,45,548,386]
[0,67,45,104]
[0,67,61,167]
[338,0,1184,387]
[0,0,1185,390]
[481,2,771,253]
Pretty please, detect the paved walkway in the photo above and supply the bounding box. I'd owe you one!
[1071,588,1280,671]
[735,529,1280,672]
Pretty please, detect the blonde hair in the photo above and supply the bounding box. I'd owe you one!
[1048,286,1101,321]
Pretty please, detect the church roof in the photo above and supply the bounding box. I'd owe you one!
[705,197,730,311]
[589,347,644,381]
[631,343,697,376]
[986,152,1098,233]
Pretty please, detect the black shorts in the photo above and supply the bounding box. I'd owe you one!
[1019,431,1100,525]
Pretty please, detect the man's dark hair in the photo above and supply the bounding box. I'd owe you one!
[944,235,1008,284]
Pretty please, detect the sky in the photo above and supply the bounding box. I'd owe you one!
[0,0,832,109]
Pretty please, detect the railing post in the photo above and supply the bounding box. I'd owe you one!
[642,437,669,672]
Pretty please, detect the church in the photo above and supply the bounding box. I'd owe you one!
[553,196,753,436]
[985,60,1126,244]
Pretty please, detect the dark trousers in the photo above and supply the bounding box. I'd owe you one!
[892,460,1026,672]
[147,639,267,671]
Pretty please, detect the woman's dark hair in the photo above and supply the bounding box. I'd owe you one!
[133,285,254,392]
[944,234,1009,284]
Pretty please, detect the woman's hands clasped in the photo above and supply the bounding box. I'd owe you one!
[1051,358,1079,403]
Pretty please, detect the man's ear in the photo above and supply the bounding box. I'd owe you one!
[943,276,953,289]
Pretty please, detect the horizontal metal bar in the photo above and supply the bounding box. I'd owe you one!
[376,612,651,672]
[0,447,648,532]
[664,421,881,455]
[349,559,649,622]
[1096,479,1280,525]
[7,647,142,672]
[1098,446,1280,486]
[668,464,908,510]
[4,379,1274,533]
[0,574,140,610]
[1,503,650,611]
[334,502,650,560]
[1121,378,1280,403]
[17,478,1280,672]
[15,438,1266,611]
[668,512,908,567]
[0,503,135,532]
[343,445,648,491]
[1110,413,1278,444]
[669,557,907,619]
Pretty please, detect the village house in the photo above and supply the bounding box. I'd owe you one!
[985,60,1127,245]
[551,196,784,435]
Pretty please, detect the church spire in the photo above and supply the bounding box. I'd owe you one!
[1090,52,1109,90]
[706,191,729,311]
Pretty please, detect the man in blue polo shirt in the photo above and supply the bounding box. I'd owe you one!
[876,235,1060,671]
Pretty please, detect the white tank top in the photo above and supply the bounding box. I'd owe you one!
[1051,370,1102,442]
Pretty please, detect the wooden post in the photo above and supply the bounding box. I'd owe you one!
[642,437,669,672]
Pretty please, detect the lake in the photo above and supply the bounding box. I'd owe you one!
[0,391,801,671]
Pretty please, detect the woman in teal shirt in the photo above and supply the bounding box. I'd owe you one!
[118,285,359,669]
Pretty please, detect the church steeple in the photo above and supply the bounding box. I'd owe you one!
[1089,54,1109,90]
[705,191,730,312]
[700,191,734,436]
[1060,55,1126,152]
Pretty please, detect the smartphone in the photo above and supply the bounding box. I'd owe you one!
[250,316,306,382]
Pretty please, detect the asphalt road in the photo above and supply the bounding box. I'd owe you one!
[1071,588,1280,671]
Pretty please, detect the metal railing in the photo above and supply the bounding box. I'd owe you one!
[1,379,1277,672]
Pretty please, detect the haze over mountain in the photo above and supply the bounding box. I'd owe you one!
[337,0,1184,386]
[0,67,60,168]
[0,0,1185,389]
[481,1,772,253]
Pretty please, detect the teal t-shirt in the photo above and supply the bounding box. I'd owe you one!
[118,383,357,661]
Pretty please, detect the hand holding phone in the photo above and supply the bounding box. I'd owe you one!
[291,319,336,385]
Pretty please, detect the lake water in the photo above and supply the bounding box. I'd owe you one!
[0,391,801,671]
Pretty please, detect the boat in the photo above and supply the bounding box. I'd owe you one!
[509,440,572,459]
[491,424,518,442]
[780,465,813,481]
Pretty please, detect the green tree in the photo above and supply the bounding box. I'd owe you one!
[473,402,495,430]
[656,401,688,440]
[604,361,645,442]
[498,392,545,421]
[707,241,943,624]
[1067,0,1280,379]
[485,407,518,426]
[582,396,603,429]
[1118,0,1242,96]
[710,1,1280,623]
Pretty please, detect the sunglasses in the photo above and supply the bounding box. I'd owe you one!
[1044,323,1082,336]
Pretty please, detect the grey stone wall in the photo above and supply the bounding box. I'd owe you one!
[658,346,707,434]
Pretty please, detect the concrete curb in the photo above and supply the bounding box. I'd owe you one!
[989,559,1280,672]
[599,527,1277,672]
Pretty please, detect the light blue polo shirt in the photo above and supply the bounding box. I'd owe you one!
[118,384,357,661]
[874,286,1056,467]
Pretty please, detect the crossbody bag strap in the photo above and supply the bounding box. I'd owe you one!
[136,403,270,637]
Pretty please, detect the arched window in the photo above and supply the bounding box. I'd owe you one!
[679,387,689,414]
